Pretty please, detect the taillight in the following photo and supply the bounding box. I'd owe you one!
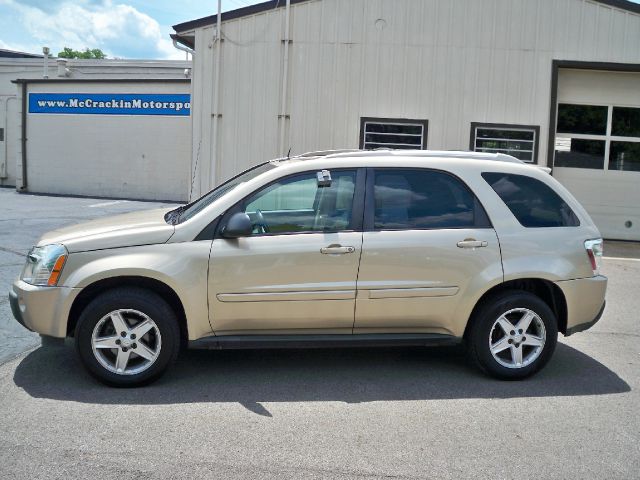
[584,239,603,276]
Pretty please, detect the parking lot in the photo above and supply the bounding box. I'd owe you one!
[0,187,639,479]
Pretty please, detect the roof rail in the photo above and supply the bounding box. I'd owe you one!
[282,149,551,173]
[321,149,525,163]
[293,149,363,158]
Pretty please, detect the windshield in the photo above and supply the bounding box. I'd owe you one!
[165,162,276,225]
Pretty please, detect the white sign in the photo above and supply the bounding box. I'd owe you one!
[555,137,572,152]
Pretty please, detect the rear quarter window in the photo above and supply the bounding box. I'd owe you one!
[482,172,580,228]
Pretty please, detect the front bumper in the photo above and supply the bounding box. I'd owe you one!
[555,275,607,336]
[8,280,81,338]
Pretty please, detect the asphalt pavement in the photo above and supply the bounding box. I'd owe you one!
[0,188,638,479]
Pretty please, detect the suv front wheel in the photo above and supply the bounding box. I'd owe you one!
[75,287,180,387]
[466,291,558,380]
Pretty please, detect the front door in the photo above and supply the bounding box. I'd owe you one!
[354,168,502,336]
[209,168,364,334]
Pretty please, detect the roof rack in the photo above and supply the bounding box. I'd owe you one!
[281,149,551,173]
[293,149,523,163]
[293,149,363,158]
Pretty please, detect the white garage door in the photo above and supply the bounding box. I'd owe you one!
[552,69,640,241]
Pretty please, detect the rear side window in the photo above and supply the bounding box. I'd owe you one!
[482,172,579,227]
[373,169,487,229]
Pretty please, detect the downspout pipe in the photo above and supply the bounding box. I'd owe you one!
[210,0,222,191]
[20,82,27,190]
[278,0,291,157]
[1,96,17,180]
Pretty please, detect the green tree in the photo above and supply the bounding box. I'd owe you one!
[57,47,107,59]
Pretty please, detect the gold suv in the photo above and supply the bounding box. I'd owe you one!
[9,151,607,386]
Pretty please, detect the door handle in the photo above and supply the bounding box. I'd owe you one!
[320,244,356,255]
[457,239,488,249]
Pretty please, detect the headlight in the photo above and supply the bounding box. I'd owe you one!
[21,244,68,286]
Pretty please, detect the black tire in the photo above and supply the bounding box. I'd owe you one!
[75,287,180,387]
[466,290,558,380]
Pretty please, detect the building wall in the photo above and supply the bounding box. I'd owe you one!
[187,0,640,198]
[0,58,191,188]
[18,81,191,201]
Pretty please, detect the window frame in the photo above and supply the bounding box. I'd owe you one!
[553,102,640,172]
[359,117,428,150]
[214,168,366,239]
[469,122,540,164]
[362,167,492,232]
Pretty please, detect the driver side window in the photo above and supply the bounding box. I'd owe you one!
[242,170,357,235]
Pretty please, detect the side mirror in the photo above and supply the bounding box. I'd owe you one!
[221,212,253,239]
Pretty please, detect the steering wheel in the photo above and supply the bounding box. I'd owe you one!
[254,209,270,234]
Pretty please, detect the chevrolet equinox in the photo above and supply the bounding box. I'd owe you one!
[9,150,607,386]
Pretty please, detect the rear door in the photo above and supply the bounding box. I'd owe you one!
[354,168,502,335]
[208,168,365,334]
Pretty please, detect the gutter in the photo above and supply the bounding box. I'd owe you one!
[278,0,291,157]
[171,35,194,56]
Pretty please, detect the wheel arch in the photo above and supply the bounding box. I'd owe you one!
[67,276,189,346]
[464,278,568,338]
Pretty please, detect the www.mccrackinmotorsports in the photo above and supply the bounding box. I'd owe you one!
[28,93,191,116]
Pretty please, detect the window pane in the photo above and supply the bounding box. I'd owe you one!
[472,125,537,163]
[365,133,422,146]
[476,139,534,151]
[365,143,419,150]
[361,118,427,150]
[554,139,605,169]
[609,141,640,172]
[244,170,356,234]
[374,169,476,229]
[476,128,534,141]
[612,107,640,137]
[365,123,422,135]
[557,104,608,135]
[482,173,579,228]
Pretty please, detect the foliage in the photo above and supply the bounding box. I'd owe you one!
[57,47,107,59]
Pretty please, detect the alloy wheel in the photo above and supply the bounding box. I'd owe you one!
[91,309,162,375]
[488,308,546,369]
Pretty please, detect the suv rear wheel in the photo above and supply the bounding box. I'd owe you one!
[75,287,180,387]
[466,291,558,380]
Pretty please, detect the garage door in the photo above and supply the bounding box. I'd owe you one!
[552,69,640,241]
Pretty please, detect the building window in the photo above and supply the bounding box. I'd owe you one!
[554,103,640,172]
[470,123,539,163]
[360,118,428,150]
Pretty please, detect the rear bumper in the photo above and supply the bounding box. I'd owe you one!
[555,275,607,336]
[565,301,605,336]
[8,280,80,338]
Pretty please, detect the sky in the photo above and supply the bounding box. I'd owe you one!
[0,0,263,59]
[1,0,639,60]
